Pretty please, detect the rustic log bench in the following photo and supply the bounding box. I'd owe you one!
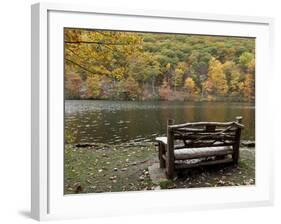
[156,117,244,179]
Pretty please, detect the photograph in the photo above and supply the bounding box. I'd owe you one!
[63,28,255,194]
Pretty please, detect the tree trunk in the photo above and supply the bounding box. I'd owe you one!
[151,76,155,95]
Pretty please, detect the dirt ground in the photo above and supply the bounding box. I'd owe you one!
[64,143,255,194]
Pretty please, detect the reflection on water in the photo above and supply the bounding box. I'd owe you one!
[65,100,255,144]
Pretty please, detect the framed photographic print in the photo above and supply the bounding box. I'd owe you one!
[31,2,274,221]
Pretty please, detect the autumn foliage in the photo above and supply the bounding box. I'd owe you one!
[64,29,255,102]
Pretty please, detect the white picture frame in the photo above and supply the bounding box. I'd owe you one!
[31,2,274,221]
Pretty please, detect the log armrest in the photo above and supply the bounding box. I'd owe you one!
[155,137,167,145]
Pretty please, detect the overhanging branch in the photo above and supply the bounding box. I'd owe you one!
[65,58,102,76]
[65,41,138,46]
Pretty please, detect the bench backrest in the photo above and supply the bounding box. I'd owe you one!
[167,117,243,149]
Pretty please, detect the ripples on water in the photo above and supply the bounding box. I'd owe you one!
[65,100,255,144]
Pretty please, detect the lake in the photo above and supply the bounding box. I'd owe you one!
[65,100,255,144]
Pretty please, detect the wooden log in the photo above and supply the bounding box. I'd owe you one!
[166,119,175,179]
[175,125,238,136]
[176,127,238,133]
[205,124,216,132]
[241,140,255,147]
[174,146,233,160]
[174,141,235,149]
[174,131,236,136]
[169,121,244,130]
[174,134,236,142]
[175,157,233,169]
[75,143,97,148]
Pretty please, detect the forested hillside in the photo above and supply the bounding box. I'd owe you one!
[64,29,255,101]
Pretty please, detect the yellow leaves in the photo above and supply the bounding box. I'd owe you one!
[64,28,144,84]
[223,60,235,73]
[184,77,195,90]
[64,29,82,42]
[92,65,111,76]
[173,62,187,89]
[111,67,126,81]
[204,57,228,96]
[173,68,184,87]
[184,77,199,98]
[176,62,187,71]
[165,63,171,70]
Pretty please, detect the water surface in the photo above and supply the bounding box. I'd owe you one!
[65,100,255,144]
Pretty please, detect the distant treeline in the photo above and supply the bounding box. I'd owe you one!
[64,29,255,102]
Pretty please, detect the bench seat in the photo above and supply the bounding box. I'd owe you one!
[174,146,233,160]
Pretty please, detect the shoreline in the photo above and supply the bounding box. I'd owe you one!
[65,98,255,103]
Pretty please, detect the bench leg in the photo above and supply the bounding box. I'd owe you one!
[232,144,239,165]
[166,164,174,179]
[165,158,175,179]
[158,142,165,168]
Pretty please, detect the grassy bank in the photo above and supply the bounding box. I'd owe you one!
[64,143,255,194]
[64,143,157,193]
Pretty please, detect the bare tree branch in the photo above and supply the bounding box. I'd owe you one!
[65,41,137,47]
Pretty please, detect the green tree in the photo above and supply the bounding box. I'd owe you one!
[239,52,254,72]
